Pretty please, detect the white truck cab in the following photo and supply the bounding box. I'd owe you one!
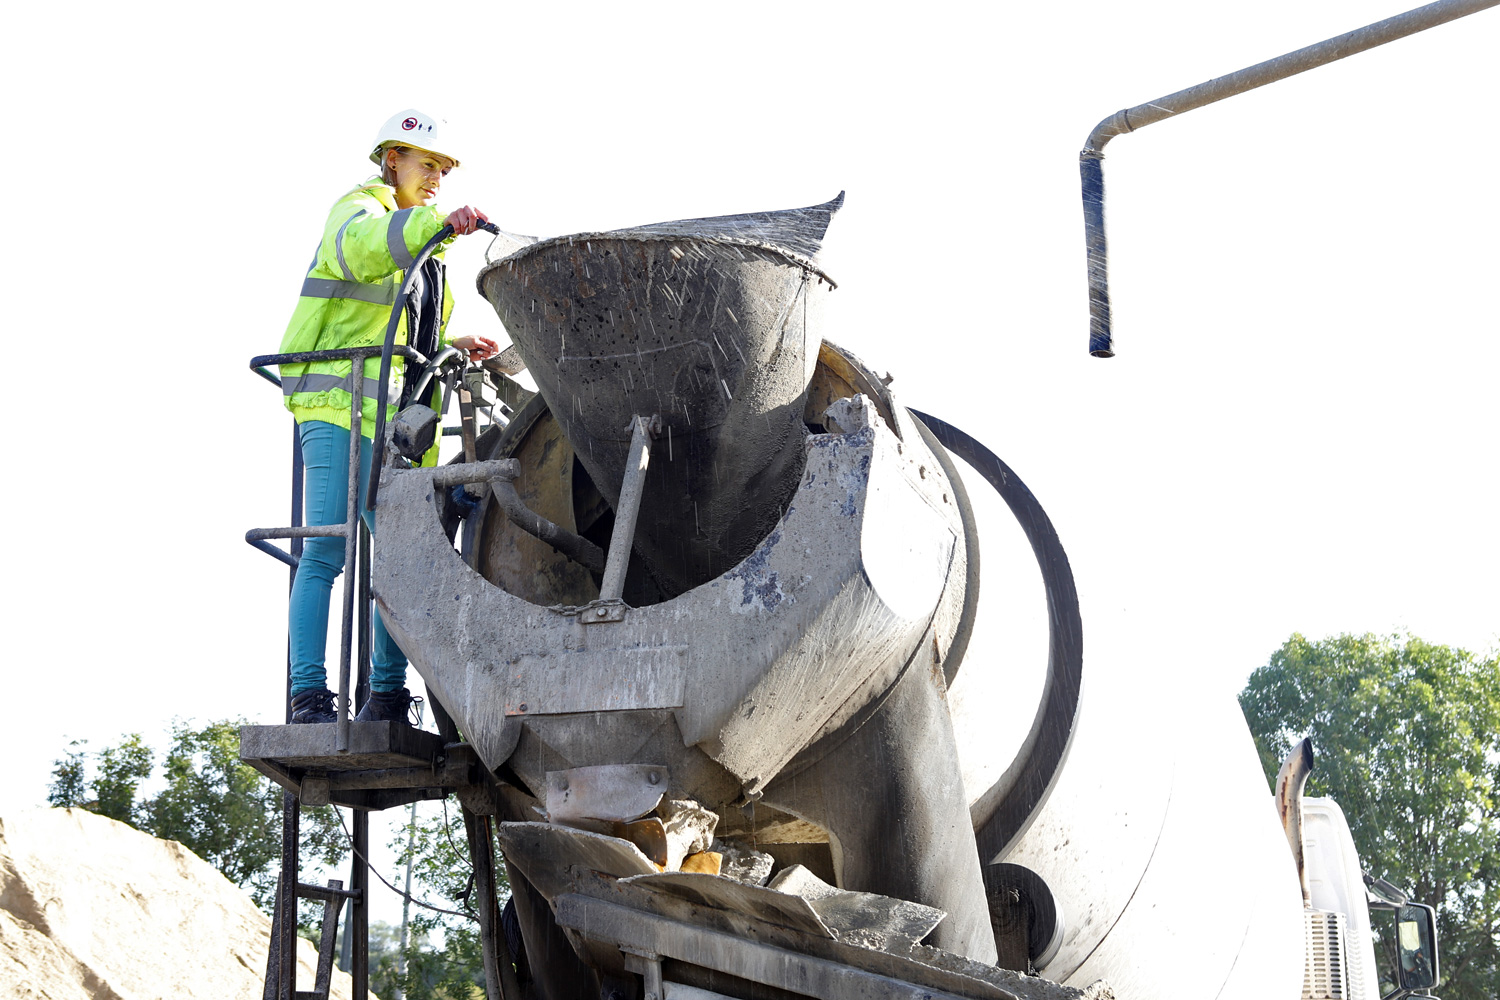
[1279,743,1440,1000]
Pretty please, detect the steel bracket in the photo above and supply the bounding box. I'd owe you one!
[620,947,665,1000]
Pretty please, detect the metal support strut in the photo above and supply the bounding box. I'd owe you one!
[598,415,658,602]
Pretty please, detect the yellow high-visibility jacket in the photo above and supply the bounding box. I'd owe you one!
[278,177,454,446]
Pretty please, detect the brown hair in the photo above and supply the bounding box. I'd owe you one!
[379,145,410,185]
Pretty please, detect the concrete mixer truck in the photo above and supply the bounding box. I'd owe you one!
[240,5,1488,998]
[401,198,1444,1000]
[244,191,1442,1000]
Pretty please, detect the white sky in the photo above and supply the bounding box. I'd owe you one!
[2,0,1495,929]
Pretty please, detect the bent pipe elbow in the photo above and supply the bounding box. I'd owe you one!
[1076,0,1500,358]
[407,346,465,406]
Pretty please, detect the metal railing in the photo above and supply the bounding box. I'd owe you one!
[246,223,513,1000]
[248,342,517,1000]
[248,216,536,1000]
[247,344,427,750]
[248,343,438,1000]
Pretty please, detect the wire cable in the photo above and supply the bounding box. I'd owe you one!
[335,808,476,922]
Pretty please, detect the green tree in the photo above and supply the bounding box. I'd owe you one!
[93,734,154,823]
[46,740,91,810]
[1239,633,1500,1000]
[383,803,509,1000]
[364,921,410,1000]
[48,734,155,823]
[352,917,483,1000]
[46,720,347,911]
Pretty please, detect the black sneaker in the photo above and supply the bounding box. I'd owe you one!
[354,687,424,726]
[290,687,338,724]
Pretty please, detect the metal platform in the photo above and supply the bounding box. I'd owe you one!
[239,722,477,811]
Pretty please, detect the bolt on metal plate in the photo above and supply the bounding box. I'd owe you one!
[579,601,627,624]
[546,764,669,824]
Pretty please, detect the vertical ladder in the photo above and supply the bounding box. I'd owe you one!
[245,348,395,1000]
[244,347,516,1000]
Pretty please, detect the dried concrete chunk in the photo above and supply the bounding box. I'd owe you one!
[824,394,876,435]
[621,871,833,938]
[660,799,718,872]
[767,862,841,899]
[711,837,774,886]
[767,864,946,950]
[496,821,661,902]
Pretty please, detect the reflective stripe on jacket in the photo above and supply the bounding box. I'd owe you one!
[278,177,454,446]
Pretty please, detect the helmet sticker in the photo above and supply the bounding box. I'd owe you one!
[402,117,418,131]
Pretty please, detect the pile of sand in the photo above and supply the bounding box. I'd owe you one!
[0,807,369,999]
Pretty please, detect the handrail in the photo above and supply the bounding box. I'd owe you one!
[243,346,430,573]
[245,343,416,750]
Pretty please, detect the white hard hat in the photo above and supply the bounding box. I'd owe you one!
[369,109,461,169]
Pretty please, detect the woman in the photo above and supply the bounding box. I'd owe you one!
[277,109,498,725]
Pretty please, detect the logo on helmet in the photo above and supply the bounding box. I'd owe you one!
[402,117,418,131]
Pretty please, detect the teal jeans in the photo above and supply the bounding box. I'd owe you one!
[288,420,409,696]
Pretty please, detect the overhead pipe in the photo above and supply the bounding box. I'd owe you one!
[1082,0,1498,357]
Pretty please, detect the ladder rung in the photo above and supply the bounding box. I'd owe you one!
[246,525,349,541]
[296,881,361,903]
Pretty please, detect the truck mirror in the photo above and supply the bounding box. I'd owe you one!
[1396,902,1439,991]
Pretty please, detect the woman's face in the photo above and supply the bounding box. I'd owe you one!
[386,147,454,209]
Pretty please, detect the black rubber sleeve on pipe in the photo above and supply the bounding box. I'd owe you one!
[1081,153,1113,358]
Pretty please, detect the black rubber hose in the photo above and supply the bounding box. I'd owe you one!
[406,345,464,408]
[365,224,455,512]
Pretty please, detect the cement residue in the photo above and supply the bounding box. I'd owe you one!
[902,940,1117,1000]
